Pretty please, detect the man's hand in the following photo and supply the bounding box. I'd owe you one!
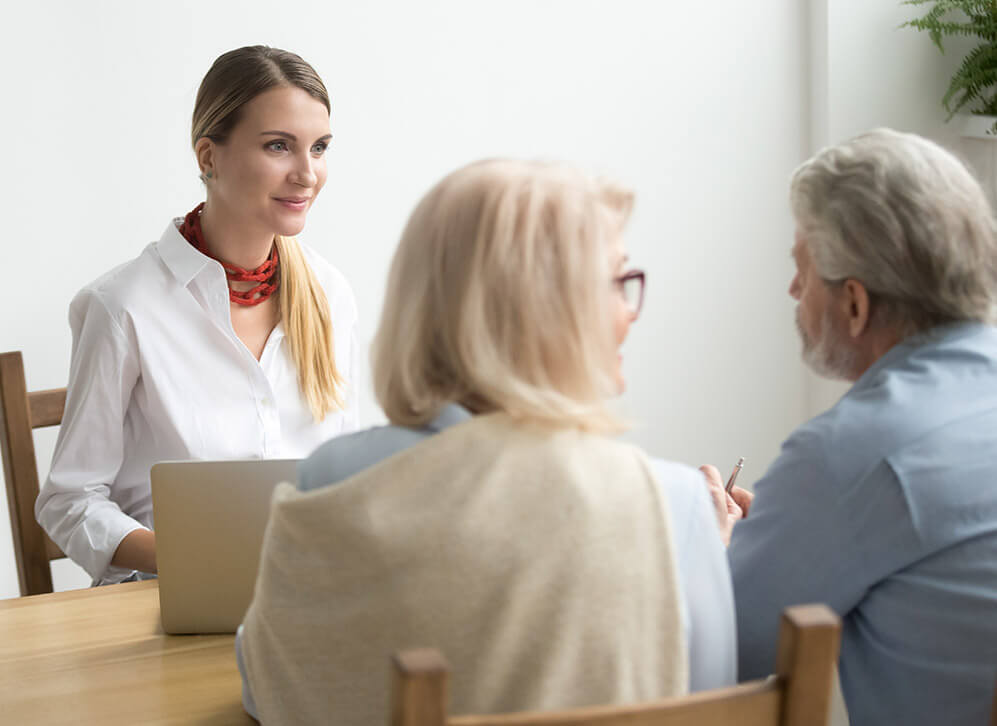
[699,464,754,546]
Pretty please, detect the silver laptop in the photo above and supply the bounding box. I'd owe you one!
[150,458,299,634]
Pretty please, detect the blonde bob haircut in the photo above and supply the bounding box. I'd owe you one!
[372,159,633,433]
[192,45,345,420]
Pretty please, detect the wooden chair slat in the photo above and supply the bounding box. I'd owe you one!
[28,389,67,429]
[0,351,66,596]
[392,604,842,726]
[447,684,780,726]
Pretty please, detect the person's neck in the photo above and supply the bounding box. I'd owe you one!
[848,326,902,382]
[198,200,275,270]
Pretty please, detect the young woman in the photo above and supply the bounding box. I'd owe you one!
[237,159,735,724]
[36,46,359,584]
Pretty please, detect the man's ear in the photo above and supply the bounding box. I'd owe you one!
[841,279,871,338]
[194,137,215,180]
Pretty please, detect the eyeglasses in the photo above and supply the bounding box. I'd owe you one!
[614,270,646,316]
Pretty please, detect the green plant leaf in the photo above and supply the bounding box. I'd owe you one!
[902,0,997,118]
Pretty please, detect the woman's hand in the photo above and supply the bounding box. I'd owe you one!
[699,464,753,546]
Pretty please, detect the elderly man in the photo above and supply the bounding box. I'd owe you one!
[715,129,997,725]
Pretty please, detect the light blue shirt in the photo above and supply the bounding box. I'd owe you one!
[238,405,736,720]
[729,323,997,726]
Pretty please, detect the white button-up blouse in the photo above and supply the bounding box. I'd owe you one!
[36,219,360,584]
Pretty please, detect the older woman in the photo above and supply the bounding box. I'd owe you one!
[237,159,734,723]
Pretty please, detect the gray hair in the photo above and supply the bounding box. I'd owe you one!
[790,127,997,336]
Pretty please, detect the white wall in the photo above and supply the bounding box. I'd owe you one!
[0,0,814,598]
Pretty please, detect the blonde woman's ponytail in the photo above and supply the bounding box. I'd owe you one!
[276,236,345,421]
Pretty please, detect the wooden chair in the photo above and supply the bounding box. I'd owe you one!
[0,351,67,596]
[392,604,841,726]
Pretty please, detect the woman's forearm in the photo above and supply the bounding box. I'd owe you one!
[111,529,157,574]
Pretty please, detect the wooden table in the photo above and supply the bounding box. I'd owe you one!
[0,580,254,724]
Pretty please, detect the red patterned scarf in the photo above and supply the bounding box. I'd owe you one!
[178,203,280,306]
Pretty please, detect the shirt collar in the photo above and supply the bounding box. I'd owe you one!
[850,321,990,393]
[156,217,216,287]
[425,403,473,433]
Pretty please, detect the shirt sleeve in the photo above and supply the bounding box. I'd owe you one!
[35,288,147,582]
[235,625,260,721]
[728,427,921,680]
[651,459,738,691]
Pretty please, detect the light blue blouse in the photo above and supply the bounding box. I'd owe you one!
[238,406,736,719]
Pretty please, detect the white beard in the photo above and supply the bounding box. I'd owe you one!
[796,305,859,381]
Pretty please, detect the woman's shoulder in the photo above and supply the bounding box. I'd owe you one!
[647,457,706,490]
[70,242,162,319]
[299,423,432,492]
[467,418,694,488]
[561,434,709,522]
[647,456,714,534]
[588,439,708,507]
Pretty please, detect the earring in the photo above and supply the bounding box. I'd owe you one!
[205,171,213,179]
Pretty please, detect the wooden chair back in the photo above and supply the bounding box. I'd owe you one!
[392,604,841,726]
[0,351,67,596]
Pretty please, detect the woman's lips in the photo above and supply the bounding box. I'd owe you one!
[274,197,309,211]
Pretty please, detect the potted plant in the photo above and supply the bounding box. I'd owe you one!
[903,0,997,137]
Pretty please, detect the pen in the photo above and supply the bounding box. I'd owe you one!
[725,456,745,494]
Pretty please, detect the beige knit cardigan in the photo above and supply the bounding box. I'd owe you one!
[241,412,687,725]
